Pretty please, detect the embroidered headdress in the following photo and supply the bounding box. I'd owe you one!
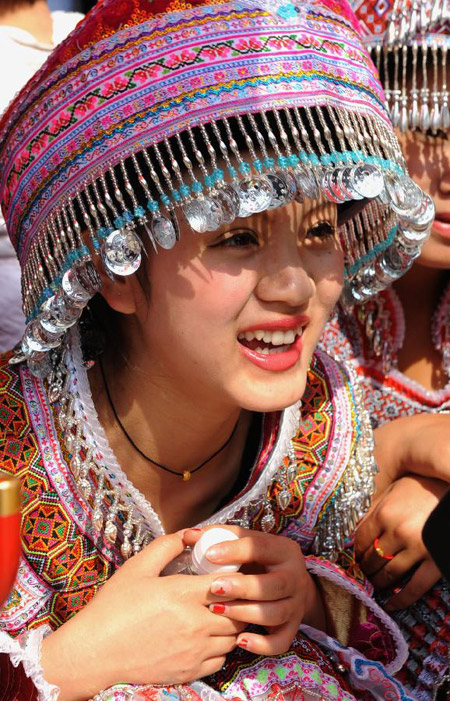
[0,0,434,377]
[352,0,449,132]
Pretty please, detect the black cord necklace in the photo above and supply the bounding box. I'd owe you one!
[100,360,239,482]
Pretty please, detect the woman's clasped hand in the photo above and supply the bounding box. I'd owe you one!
[41,527,323,700]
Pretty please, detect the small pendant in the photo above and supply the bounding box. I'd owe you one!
[105,521,118,544]
[287,463,298,484]
[277,489,291,511]
[261,508,276,533]
[183,470,191,482]
[121,538,133,559]
[93,509,103,533]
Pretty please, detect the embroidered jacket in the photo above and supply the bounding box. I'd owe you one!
[0,348,413,700]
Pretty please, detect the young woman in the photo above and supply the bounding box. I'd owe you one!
[0,0,433,698]
[322,1,450,698]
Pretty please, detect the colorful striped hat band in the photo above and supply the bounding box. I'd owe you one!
[0,0,434,378]
[352,0,449,133]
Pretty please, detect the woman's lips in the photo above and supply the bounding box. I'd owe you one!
[240,314,310,333]
[237,333,304,372]
[432,219,450,240]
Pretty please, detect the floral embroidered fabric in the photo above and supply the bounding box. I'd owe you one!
[0,347,413,699]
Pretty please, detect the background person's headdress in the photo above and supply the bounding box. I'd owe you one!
[0,0,434,378]
[352,0,449,132]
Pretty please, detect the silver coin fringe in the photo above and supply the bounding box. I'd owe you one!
[371,0,449,133]
[55,356,153,559]
[12,105,434,379]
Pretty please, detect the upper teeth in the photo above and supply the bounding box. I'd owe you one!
[238,325,303,346]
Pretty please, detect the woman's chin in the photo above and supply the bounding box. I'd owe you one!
[230,370,308,414]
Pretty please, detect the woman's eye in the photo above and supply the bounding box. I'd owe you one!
[212,231,259,248]
[305,221,335,240]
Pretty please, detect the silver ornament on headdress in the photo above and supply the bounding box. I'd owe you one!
[371,0,449,134]
[12,101,433,378]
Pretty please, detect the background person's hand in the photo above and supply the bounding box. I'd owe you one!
[355,475,445,610]
[374,413,450,496]
[41,530,245,700]
[184,527,325,656]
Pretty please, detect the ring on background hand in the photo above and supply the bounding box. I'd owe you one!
[374,537,395,561]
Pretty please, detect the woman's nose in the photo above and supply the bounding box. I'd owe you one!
[255,257,315,308]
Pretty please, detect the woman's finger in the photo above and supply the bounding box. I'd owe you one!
[209,598,292,627]
[206,533,302,569]
[385,559,442,612]
[206,612,247,636]
[359,535,401,576]
[210,570,293,602]
[203,635,239,657]
[354,506,384,560]
[236,621,299,656]
[370,550,424,590]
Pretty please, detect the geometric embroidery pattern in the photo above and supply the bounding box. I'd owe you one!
[0,352,113,632]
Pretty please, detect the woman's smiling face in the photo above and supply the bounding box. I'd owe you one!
[112,197,344,413]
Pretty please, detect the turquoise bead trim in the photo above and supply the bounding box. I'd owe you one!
[238,162,251,175]
[29,244,91,321]
[179,183,190,197]
[191,181,203,194]
[263,157,275,169]
[345,224,398,278]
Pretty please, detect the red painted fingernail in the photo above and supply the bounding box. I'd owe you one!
[392,586,402,595]
[238,638,249,649]
[190,528,202,532]
[211,603,226,614]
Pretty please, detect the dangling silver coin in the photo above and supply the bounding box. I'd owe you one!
[215,184,240,225]
[397,223,429,250]
[400,192,435,231]
[322,170,345,203]
[42,293,81,330]
[72,260,102,298]
[338,167,364,200]
[62,267,92,307]
[328,168,351,202]
[380,245,409,278]
[237,175,273,217]
[350,164,384,199]
[152,211,178,249]
[293,165,319,201]
[102,228,142,276]
[203,195,224,231]
[183,198,210,233]
[141,218,158,252]
[23,320,60,354]
[385,174,422,216]
[8,342,28,365]
[28,354,53,379]
[267,171,297,209]
[358,265,379,297]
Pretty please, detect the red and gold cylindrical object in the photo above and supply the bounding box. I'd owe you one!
[0,476,21,607]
